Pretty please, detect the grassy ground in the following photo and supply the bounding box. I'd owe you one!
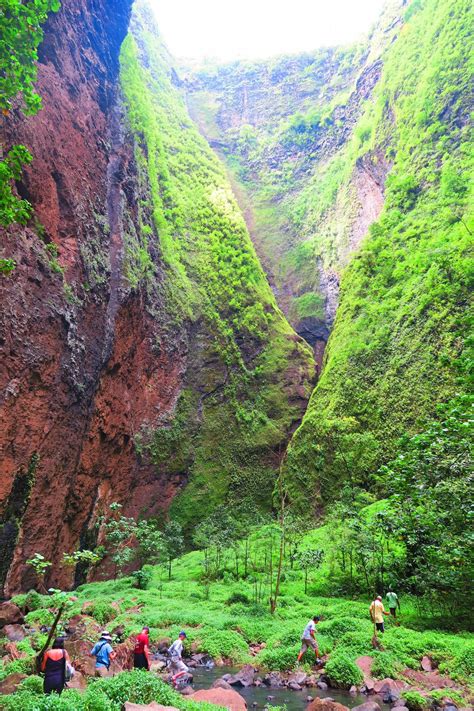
[2,536,473,710]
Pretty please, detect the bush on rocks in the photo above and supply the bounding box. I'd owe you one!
[325,652,364,688]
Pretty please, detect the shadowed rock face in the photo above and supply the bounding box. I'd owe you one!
[0,0,180,594]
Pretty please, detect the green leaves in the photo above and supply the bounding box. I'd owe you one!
[0,1,60,234]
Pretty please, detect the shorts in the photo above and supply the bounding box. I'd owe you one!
[169,657,188,674]
[375,622,385,633]
[300,637,318,654]
[134,652,149,670]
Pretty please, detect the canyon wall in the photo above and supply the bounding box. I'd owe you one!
[0,0,314,593]
[185,0,473,510]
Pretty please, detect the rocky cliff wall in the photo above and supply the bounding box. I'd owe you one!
[0,0,315,593]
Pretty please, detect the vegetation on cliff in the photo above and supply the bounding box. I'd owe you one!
[187,0,473,511]
[119,7,315,533]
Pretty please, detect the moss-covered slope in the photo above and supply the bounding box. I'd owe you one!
[120,6,315,531]
[185,0,473,510]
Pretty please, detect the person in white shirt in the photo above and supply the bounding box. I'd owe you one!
[297,615,321,663]
[168,631,189,687]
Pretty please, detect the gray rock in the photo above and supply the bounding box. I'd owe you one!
[288,681,303,691]
[2,624,26,642]
[351,702,381,711]
[212,679,233,691]
[179,686,194,696]
[317,681,328,691]
[289,672,308,686]
[349,686,358,696]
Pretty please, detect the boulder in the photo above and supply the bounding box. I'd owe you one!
[349,686,358,696]
[191,688,247,711]
[306,699,349,711]
[392,707,409,711]
[263,671,284,687]
[67,670,88,690]
[124,705,179,711]
[0,602,24,628]
[0,672,27,695]
[2,624,26,642]
[317,681,328,691]
[150,660,166,673]
[351,702,382,711]
[289,671,308,686]
[288,681,303,691]
[421,656,433,672]
[392,701,407,708]
[227,664,255,688]
[179,686,195,696]
[306,675,318,687]
[356,656,374,680]
[373,678,406,700]
[212,678,233,690]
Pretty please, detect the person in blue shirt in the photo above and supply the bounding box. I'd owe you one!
[90,631,116,677]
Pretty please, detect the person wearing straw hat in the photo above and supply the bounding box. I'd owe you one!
[90,631,116,677]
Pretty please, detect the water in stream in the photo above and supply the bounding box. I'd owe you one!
[190,665,392,711]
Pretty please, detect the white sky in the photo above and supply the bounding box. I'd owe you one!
[149,0,388,62]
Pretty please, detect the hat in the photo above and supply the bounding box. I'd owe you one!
[100,631,112,640]
[179,630,187,637]
[376,595,382,601]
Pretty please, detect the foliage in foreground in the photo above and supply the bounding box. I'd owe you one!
[0,670,224,710]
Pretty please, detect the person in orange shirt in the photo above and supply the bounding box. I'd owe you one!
[41,637,71,695]
[133,626,151,670]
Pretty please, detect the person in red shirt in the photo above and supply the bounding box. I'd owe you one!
[133,626,150,670]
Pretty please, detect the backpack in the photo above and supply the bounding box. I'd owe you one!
[63,651,75,682]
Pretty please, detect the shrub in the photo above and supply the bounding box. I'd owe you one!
[258,642,301,671]
[370,651,402,680]
[226,591,250,606]
[325,652,364,688]
[402,691,430,711]
[452,647,474,678]
[87,601,120,626]
[131,568,152,590]
[18,675,44,694]
[317,616,364,640]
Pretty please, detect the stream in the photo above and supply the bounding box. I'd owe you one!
[190,666,392,711]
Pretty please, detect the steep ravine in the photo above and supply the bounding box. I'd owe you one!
[0,0,315,594]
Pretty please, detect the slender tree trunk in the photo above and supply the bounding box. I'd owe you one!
[168,557,172,581]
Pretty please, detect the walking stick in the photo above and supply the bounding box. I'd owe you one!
[35,604,65,673]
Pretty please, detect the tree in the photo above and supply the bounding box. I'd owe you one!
[296,548,324,594]
[26,553,51,593]
[382,395,473,619]
[162,521,184,580]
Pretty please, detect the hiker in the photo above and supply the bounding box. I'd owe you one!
[134,626,151,670]
[370,595,389,633]
[168,630,189,687]
[387,588,401,619]
[90,630,116,677]
[41,637,71,696]
[297,615,321,664]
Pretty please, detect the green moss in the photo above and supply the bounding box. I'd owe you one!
[118,9,314,528]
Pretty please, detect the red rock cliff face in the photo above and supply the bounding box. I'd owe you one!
[0,0,190,594]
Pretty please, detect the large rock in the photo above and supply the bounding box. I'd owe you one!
[289,671,308,686]
[227,664,255,687]
[2,624,26,642]
[0,603,24,628]
[66,670,88,690]
[0,672,27,695]
[124,705,179,711]
[263,671,284,687]
[356,656,374,680]
[373,679,406,701]
[191,688,247,711]
[421,656,433,672]
[307,698,350,711]
[351,702,382,711]
[212,678,233,690]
